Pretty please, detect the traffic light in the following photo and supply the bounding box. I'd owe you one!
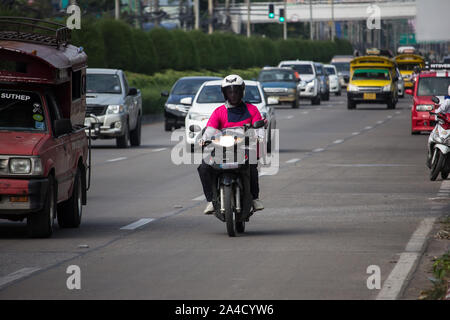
[268,4,274,19]
[279,8,285,23]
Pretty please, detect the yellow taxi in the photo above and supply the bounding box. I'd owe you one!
[347,55,399,110]
[394,54,425,89]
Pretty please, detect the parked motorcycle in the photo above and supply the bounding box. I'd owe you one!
[427,96,450,181]
[191,120,265,237]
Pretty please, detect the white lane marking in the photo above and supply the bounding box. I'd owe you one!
[120,218,155,230]
[395,111,401,114]
[0,267,41,290]
[377,218,436,300]
[377,120,384,124]
[312,148,324,153]
[152,148,167,152]
[286,158,300,164]
[387,115,393,119]
[333,139,344,144]
[352,132,360,135]
[286,115,294,120]
[192,195,206,201]
[107,157,127,162]
[364,126,373,130]
[302,111,309,114]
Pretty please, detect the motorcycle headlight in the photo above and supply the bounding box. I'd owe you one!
[107,105,124,114]
[216,135,235,148]
[348,84,359,92]
[382,84,391,92]
[9,158,31,174]
[416,105,433,112]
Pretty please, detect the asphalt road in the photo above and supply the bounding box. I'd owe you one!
[0,92,444,299]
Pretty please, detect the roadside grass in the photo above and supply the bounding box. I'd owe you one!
[125,68,261,115]
[419,215,450,300]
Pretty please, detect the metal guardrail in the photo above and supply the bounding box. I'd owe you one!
[0,17,71,48]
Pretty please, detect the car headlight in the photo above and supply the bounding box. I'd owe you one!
[106,105,124,114]
[8,158,43,175]
[382,84,391,92]
[166,104,178,110]
[348,84,359,92]
[9,158,31,174]
[189,113,209,121]
[416,104,433,112]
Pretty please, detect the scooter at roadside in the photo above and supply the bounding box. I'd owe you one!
[427,96,450,181]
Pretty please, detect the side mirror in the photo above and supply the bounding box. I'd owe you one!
[267,97,279,105]
[54,119,72,136]
[405,89,413,95]
[253,120,265,129]
[128,87,138,96]
[432,96,440,104]
[180,97,192,106]
[161,91,169,97]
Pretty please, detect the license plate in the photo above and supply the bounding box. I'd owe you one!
[363,93,376,100]
[219,163,239,169]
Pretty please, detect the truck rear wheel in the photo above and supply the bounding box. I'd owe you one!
[130,115,142,146]
[27,176,55,238]
[57,169,83,228]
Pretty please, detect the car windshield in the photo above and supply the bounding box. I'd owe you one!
[258,70,296,82]
[324,67,336,75]
[417,77,450,96]
[332,62,350,72]
[398,63,421,71]
[0,90,46,132]
[281,64,313,75]
[87,74,122,94]
[197,85,262,104]
[352,69,391,81]
[172,79,211,95]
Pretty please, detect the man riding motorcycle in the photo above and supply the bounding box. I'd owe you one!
[434,85,450,114]
[197,74,265,214]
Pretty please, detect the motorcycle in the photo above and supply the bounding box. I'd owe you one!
[427,96,450,181]
[191,120,265,237]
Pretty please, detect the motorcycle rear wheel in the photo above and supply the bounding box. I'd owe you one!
[223,185,237,237]
[430,149,445,181]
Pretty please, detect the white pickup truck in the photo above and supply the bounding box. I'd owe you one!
[84,68,142,148]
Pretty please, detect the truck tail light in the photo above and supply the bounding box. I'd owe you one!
[10,196,29,202]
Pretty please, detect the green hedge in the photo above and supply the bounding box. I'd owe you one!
[71,19,353,74]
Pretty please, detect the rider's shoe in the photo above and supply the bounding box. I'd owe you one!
[204,202,214,215]
[252,199,264,211]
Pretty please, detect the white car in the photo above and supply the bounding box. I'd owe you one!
[278,60,321,105]
[323,64,342,96]
[184,80,277,152]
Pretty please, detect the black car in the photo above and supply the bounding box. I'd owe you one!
[162,76,221,131]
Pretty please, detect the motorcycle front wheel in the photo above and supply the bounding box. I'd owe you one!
[430,149,445,181]
[223,185,237,237]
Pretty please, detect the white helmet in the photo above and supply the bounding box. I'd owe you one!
[221,74,245,101]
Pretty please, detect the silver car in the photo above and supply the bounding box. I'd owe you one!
[84,69,142,148]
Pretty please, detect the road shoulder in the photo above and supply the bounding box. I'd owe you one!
[401,215,450,300]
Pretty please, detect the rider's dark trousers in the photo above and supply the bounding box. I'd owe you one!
[197,163,259,202]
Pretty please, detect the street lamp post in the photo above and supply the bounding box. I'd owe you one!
[283,0,287,40]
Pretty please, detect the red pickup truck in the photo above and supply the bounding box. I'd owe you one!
[0,17,90,238]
